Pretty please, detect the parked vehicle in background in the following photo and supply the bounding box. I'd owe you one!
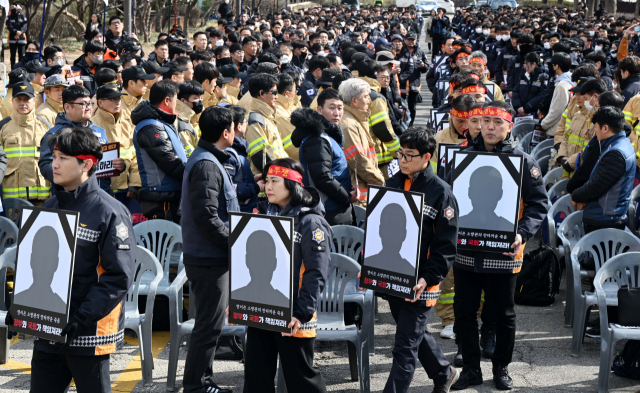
[489,0,517,9]
[341,0,361,10]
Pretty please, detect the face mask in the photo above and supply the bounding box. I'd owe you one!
[595,45,603,51]
[502,35,510,41]
[53,59,65,67]
[550,28,557,33]
[300,51,308,59]
[191,100,203,114]
[309,27,316,33]
[476,27,482,33]
[340,22,345,27]
[215,39,224,47]
[589,30,595,36]
[281,54,291,64]
[224,0,229,3]
[584,96,595,111]
[613,82,618,89]
[92,54,103,65]
[570,52,578,61]
[544,42,551,49]
[328,40,334,46]
[483,29,490,36]
[24,52,39,61]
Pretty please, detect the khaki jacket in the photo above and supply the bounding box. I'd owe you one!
[121,92,143,122]
[274,94,299,160]
[0,109,50,200]
[309,87,325,111]
[218,94,239,106]
[432,125,467,171]
[35,97,64,128]
[142,89,150,101]
[340,104,384,206]
[481,75,505,101]
[238,90,254,110]
[360,76,399,166]
[557,104,593,178]
[227,84,242,105]
[623,94,640,127]
[33,83,44,108]
[91,107,141,191]
[0,88,13,119]
[203,90,217,109]
[245,99,287,174]
[174,99,199,157]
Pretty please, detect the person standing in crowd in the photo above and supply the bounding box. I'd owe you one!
[121,66,156,121]
[245,157,331,393]
[149,40,170,67]
[105,16,131,52]
[452,102,548,391]
[540,53,574,138]
[35,75,71,127]
[300,56,330,108]
[84,14,102,41]
[175,80,205,157]
[510,52,549,118]
[291,90,357,226]
[339,77,384,206]
[71,40,105,97]
[398,32,428,126]
[181,106,238,393]
[618,56,640,106]
[431,8,450,55]
[382,127,460,393]
[6,4,27,67]
[245,73,287,174]
[432,95,475,170]
[131,80,187,223]
[275,73,299,160]
[141,60,170,100]
[193,62,220,109]
[468,52,505,102]
[0,82,50,204]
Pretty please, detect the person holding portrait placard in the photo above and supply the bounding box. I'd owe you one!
[450,102,548,391]
[242,158,332,393]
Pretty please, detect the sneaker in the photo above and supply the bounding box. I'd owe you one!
[585,317,601,338]
[451,368,483,390]
[480,325,496,359]
[440,324,456,339]
[432,366,460,393]
[492,364,513,390]
[203,383,232,393]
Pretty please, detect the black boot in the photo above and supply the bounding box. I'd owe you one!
[493,364,513,390]
[480,324,495,359]
[451,368,483,390]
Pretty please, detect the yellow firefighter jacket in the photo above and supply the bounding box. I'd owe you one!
[35,97,64,128]
[245,98,288,174]
[274,94,299,161]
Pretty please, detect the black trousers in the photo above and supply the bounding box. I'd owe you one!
[243,327,327,393]
[583,219,626,234]
[183,263,229,392]
[30,349,111,393]
[9,43,24,66]
[401,91,419,127]
[140,200,180,224]
[325,203,355,226]
[432,34,445,55]
[454,267,517,370]
[384,296,450,392]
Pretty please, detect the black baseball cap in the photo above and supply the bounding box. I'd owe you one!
[12,81,35,98]
[218,74,233,84]
[24,60,51,74]
[405,32,417,40]
[163,61,188,76]
[7,68,29,88]
[96,83,123,100]
[121,65,156,81]
[220,64,247,80]
[141,60,169,75]
[316,68,341,87]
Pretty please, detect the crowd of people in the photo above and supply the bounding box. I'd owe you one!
[1,1,640,392]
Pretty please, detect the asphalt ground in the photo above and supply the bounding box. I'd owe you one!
[2,30,640,393]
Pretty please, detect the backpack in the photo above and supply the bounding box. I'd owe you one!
[514,246,561,306]
[613,340,640,380]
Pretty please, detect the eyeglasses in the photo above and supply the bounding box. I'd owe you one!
[111,21,122,25]
[69,101,92,109]
[378,75,391,80]
[269,89,278,95]
[397,151,423,162]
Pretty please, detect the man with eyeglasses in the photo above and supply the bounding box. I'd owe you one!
[39,85,124,193]
[245,73,288,174]
[105,16,133,53]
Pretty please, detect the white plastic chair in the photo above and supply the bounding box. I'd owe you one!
[166,267,247,392]
[511,120,536,143]
[2,198,33,227]
[543,167,563,191]
[518,131,534,154]
[537,155,550,178]
[594,252,640,393]
[134,220,183,298]
[558,210,584,328]
[0,246,17,364]
[531,138,554,161]
[124,246,163,386]
[627,185,640,237]
[353,205,366,229]
[548,178,569,205]
[570,229,640,357]
[546,194,575,253]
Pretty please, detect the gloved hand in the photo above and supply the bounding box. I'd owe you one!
[4,309,16,339]
[554,143,561,152]
[561,158,573,173]
[60,317,82,350]
[556,155,566,165]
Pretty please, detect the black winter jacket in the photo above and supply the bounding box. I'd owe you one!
[599,64,614,92]
[131,101,185,202]
[299,71,318,108]
[385,163,459,289]
[71,55,97,97]
[291,109,351,208]
[104,30,129,52]
[258,189,332,329]
[38,176,136,356]
[182,139,231,267]
[511,67,549,114]
[620,73,640,107]
[448,133,549,274]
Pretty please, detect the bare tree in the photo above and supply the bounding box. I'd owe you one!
[605,0,615,15]
[182,0,200,36]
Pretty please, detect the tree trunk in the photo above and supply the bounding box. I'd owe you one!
[605,0,615,15]
[557,0,563,5]
[636,0,640,17]
[183,0,199,36]
[587,0,595,16]
[44,0,76,44]
[62,9,87,40]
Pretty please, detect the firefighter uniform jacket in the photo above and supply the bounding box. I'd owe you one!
[37,176,136,356]
[203,91,218,109]
[275,94,299,161]
[451,133,548,275]
[120,92,143,123]
[0,109,50,200]
[385,163,459,306]
[91,107,141,192]
[217,94,238,106]
[257,188,331,338]
[360,77,400,166]
[0,88,13,119]
[35,97,64,128]
[227,84,242,103]
[245,98,287,174]
[340,104,384,206]
[622,95,640,167]
[556,105,594,178]
[6,11,27,44]
[397,46,428,94]
[174,99,199,157]
[494,43,519,89]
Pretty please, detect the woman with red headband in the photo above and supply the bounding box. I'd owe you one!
[243,157,332,393]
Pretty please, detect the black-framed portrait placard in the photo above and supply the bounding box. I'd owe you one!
[9,207,79,342]
[444,145,464,178]
[228,212,294,333]
[361,186,424,299]
[438,143,455,171]
[451,151,524,253]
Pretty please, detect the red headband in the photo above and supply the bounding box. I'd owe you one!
[267,165,303,185]
[468,107,484,117]
[469,73,480,81]
[54,146,98,166]
[470,57,487,66]
[451,108,469,119]
[462,85,487,95]
[456,52,471,60]
[452,44,461,49]
[483,107,513,123]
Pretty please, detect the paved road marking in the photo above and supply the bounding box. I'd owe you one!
[111,331,171,392]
